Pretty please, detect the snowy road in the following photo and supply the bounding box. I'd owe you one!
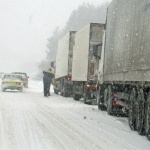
[0,79,150,150]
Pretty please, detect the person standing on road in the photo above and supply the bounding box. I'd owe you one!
[43,68,54,97]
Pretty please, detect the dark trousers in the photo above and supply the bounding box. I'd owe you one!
[43,81,50,96]
[48,83,51,95]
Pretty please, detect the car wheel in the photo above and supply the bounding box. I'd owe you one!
[19,87,23,92]
[25,83,28,88]
[2,88,5,92]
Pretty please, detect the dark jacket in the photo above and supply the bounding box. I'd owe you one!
[43,70,54,84]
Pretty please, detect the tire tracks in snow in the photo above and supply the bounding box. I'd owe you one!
[38,100,141,150]
[0,94,18,150]
[62,109,140,150]
[26,112,66,150]
[34,102,117,150]
[30,102,104,150]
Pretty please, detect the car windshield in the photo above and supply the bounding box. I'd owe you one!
[4,75,22,80]
[13,73,27,77]
[20,74,26,78]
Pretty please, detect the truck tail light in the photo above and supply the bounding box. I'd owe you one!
[113,93,118,98]
[86,84,91,88]
[94,84,98,88]
[67,77,71,81]
[112,101,116,106]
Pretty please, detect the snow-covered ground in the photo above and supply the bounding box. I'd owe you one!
[0,79,150,150]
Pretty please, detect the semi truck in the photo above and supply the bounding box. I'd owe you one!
[54,31,76,96]
[96,0,150,140]
[72,23,105,104]
[54,23,105,102]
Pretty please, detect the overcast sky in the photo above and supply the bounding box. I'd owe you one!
[0,0,110,75]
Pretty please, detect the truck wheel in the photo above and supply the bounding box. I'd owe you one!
[97,89,101,109]
[84,92,88,104]
[104,88,108,108]
[54,89,58,94]
[84,91,92,105]
[73,94,80,101]
[61,84,69,97]
[63,92,69,97]
[107,85,113,115]
[97,89,104,110]
[147,129,150,141]
[146,92,150,141]
[60,91,63,96]
[128,88,137,131]
[136,88,145,135]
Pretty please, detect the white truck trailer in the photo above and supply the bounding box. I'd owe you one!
[96,0,150,140]
[72,23,105,104]
[54,31,76,96]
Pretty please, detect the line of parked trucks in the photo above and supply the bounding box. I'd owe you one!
[52,0,150,140]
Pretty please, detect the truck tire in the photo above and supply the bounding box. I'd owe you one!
[73,94,80,101]
[54,89,58,94]
[147,129,150,141]
[60,92,63,96]
[107,85,113,115]
[97,89,101,109]
[84,91,92,105]
[60,86,64,96]
[84,92,88,104]
[136,88,145,135]
[97,88,104,110]
[146,92,150,141]
[63,92,69,97]
[128,88,137,131]
[60,79,64,96]
[62,84,69,97]
[104,88,108,108]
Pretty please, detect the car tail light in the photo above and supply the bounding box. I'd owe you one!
[24,78,28,81]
